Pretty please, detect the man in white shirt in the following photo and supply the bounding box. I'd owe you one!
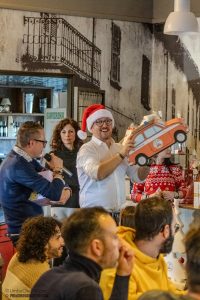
[77,104,146,213]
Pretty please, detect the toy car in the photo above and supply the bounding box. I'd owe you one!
[128,117,189,166]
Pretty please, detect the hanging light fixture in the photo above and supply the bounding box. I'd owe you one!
[164,0,199,35]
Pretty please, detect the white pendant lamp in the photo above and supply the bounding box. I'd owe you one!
[164,0,199,35]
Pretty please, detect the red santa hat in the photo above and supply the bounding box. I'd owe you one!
[77,104,114,140]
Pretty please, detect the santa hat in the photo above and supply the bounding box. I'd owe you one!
[77,104,114,140]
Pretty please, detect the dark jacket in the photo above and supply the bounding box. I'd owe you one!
[51,147,80,207]
[0,150,66,234]
[31,252,129,300]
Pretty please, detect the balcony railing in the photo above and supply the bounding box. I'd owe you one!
[23,17,101,87]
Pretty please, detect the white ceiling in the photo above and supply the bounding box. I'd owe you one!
[0,0,199,23]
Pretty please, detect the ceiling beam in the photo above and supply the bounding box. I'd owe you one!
[0,0,199,23]
[0,0,153,22]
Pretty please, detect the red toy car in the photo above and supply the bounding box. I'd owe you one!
[128,117,189,166]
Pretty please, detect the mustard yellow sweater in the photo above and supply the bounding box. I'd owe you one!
[100,226,184,300]
[2,253,50,300]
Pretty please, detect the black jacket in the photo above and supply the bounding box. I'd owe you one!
[30,251,130,300]
[51,147,80,208]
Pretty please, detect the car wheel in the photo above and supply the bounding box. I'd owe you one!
[136,154,148,166]
[174,130,187,143]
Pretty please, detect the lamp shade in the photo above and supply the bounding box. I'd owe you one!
[164,0,199,35]
[1,98,11,106]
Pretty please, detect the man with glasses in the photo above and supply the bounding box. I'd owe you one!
[77,104,147,219]
[100,197,184,299]
[0,121,71,245]
[178,220,200,299]
[140,220,200,300]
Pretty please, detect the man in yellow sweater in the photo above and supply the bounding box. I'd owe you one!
[100,197,184,300]
[2,216,64,300]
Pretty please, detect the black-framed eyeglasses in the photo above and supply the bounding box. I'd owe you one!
[94,119,112,127]
[160,223,180,234]
[34,139,48,147]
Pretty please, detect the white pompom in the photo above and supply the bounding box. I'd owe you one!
[77,130,87,140]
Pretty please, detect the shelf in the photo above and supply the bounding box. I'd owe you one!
[0,85,53,157]
[0,113,44,116]
[0,137,16,140]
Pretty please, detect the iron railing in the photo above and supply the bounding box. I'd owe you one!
[23,17,101,87]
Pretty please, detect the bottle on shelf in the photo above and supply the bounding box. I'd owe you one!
[15,122,20,136]
[7,116,15,138]
[3,121,8,137]
[0,121,3,137]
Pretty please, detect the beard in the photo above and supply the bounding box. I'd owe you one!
[47,246,63,259]
[159,230,174,254]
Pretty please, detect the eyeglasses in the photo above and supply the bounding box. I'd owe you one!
[34,139,48,147]
[160,222,180,234]
[94,119,112,127]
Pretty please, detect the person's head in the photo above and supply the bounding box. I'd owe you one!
[62,207,120,269]
[138,290,178,300]
[184,225,200,293]
[157,148,171,159]
[77,104,114,142]
[120,206,136,228]
[16,121,46,157]
[152,148,172,165]
[135,197,177,254]
[16,216,64,263]
[51,118,82,151]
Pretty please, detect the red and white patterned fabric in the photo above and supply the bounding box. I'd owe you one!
[131,164,187,202]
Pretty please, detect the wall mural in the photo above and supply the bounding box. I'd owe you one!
[21,13,101,88]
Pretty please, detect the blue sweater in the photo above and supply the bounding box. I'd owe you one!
[0,150,65,234]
